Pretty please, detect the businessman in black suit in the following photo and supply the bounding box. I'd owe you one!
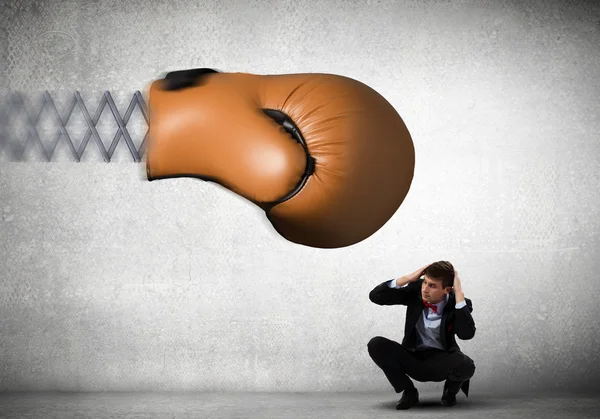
[367,261,476,409]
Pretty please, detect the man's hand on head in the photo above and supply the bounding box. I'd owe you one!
[453,270,465,303]
[393,263,432,287]
[453,270,462,293]
[413,263,431,281]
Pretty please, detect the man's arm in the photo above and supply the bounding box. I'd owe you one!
[452,271,476,339]
[369,264,430,306]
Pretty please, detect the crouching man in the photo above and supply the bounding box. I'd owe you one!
[367,261,476,409]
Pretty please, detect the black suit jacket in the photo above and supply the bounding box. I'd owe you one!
[369,278,476,354]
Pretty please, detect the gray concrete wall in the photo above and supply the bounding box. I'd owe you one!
[1,0,599,394]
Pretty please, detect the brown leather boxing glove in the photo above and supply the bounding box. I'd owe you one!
[145,68,415,249]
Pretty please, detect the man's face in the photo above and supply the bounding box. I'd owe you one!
[421,275,451,304]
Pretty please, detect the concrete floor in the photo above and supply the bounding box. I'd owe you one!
[0,391,598,419]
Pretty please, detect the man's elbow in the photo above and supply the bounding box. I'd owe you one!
[457,326,476,340]
[369,290,381,305]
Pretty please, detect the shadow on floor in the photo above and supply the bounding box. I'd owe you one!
[376,396,502,411]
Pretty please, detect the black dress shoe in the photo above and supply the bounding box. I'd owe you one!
[441,388,457,407]
[396,387,419,410]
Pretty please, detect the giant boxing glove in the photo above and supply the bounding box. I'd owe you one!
[145,68,415,249]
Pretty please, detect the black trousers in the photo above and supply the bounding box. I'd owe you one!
[367,336,476,394]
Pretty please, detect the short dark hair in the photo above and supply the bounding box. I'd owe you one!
[423,261,455,289]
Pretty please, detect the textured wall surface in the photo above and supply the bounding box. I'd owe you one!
[1,0,599,394]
